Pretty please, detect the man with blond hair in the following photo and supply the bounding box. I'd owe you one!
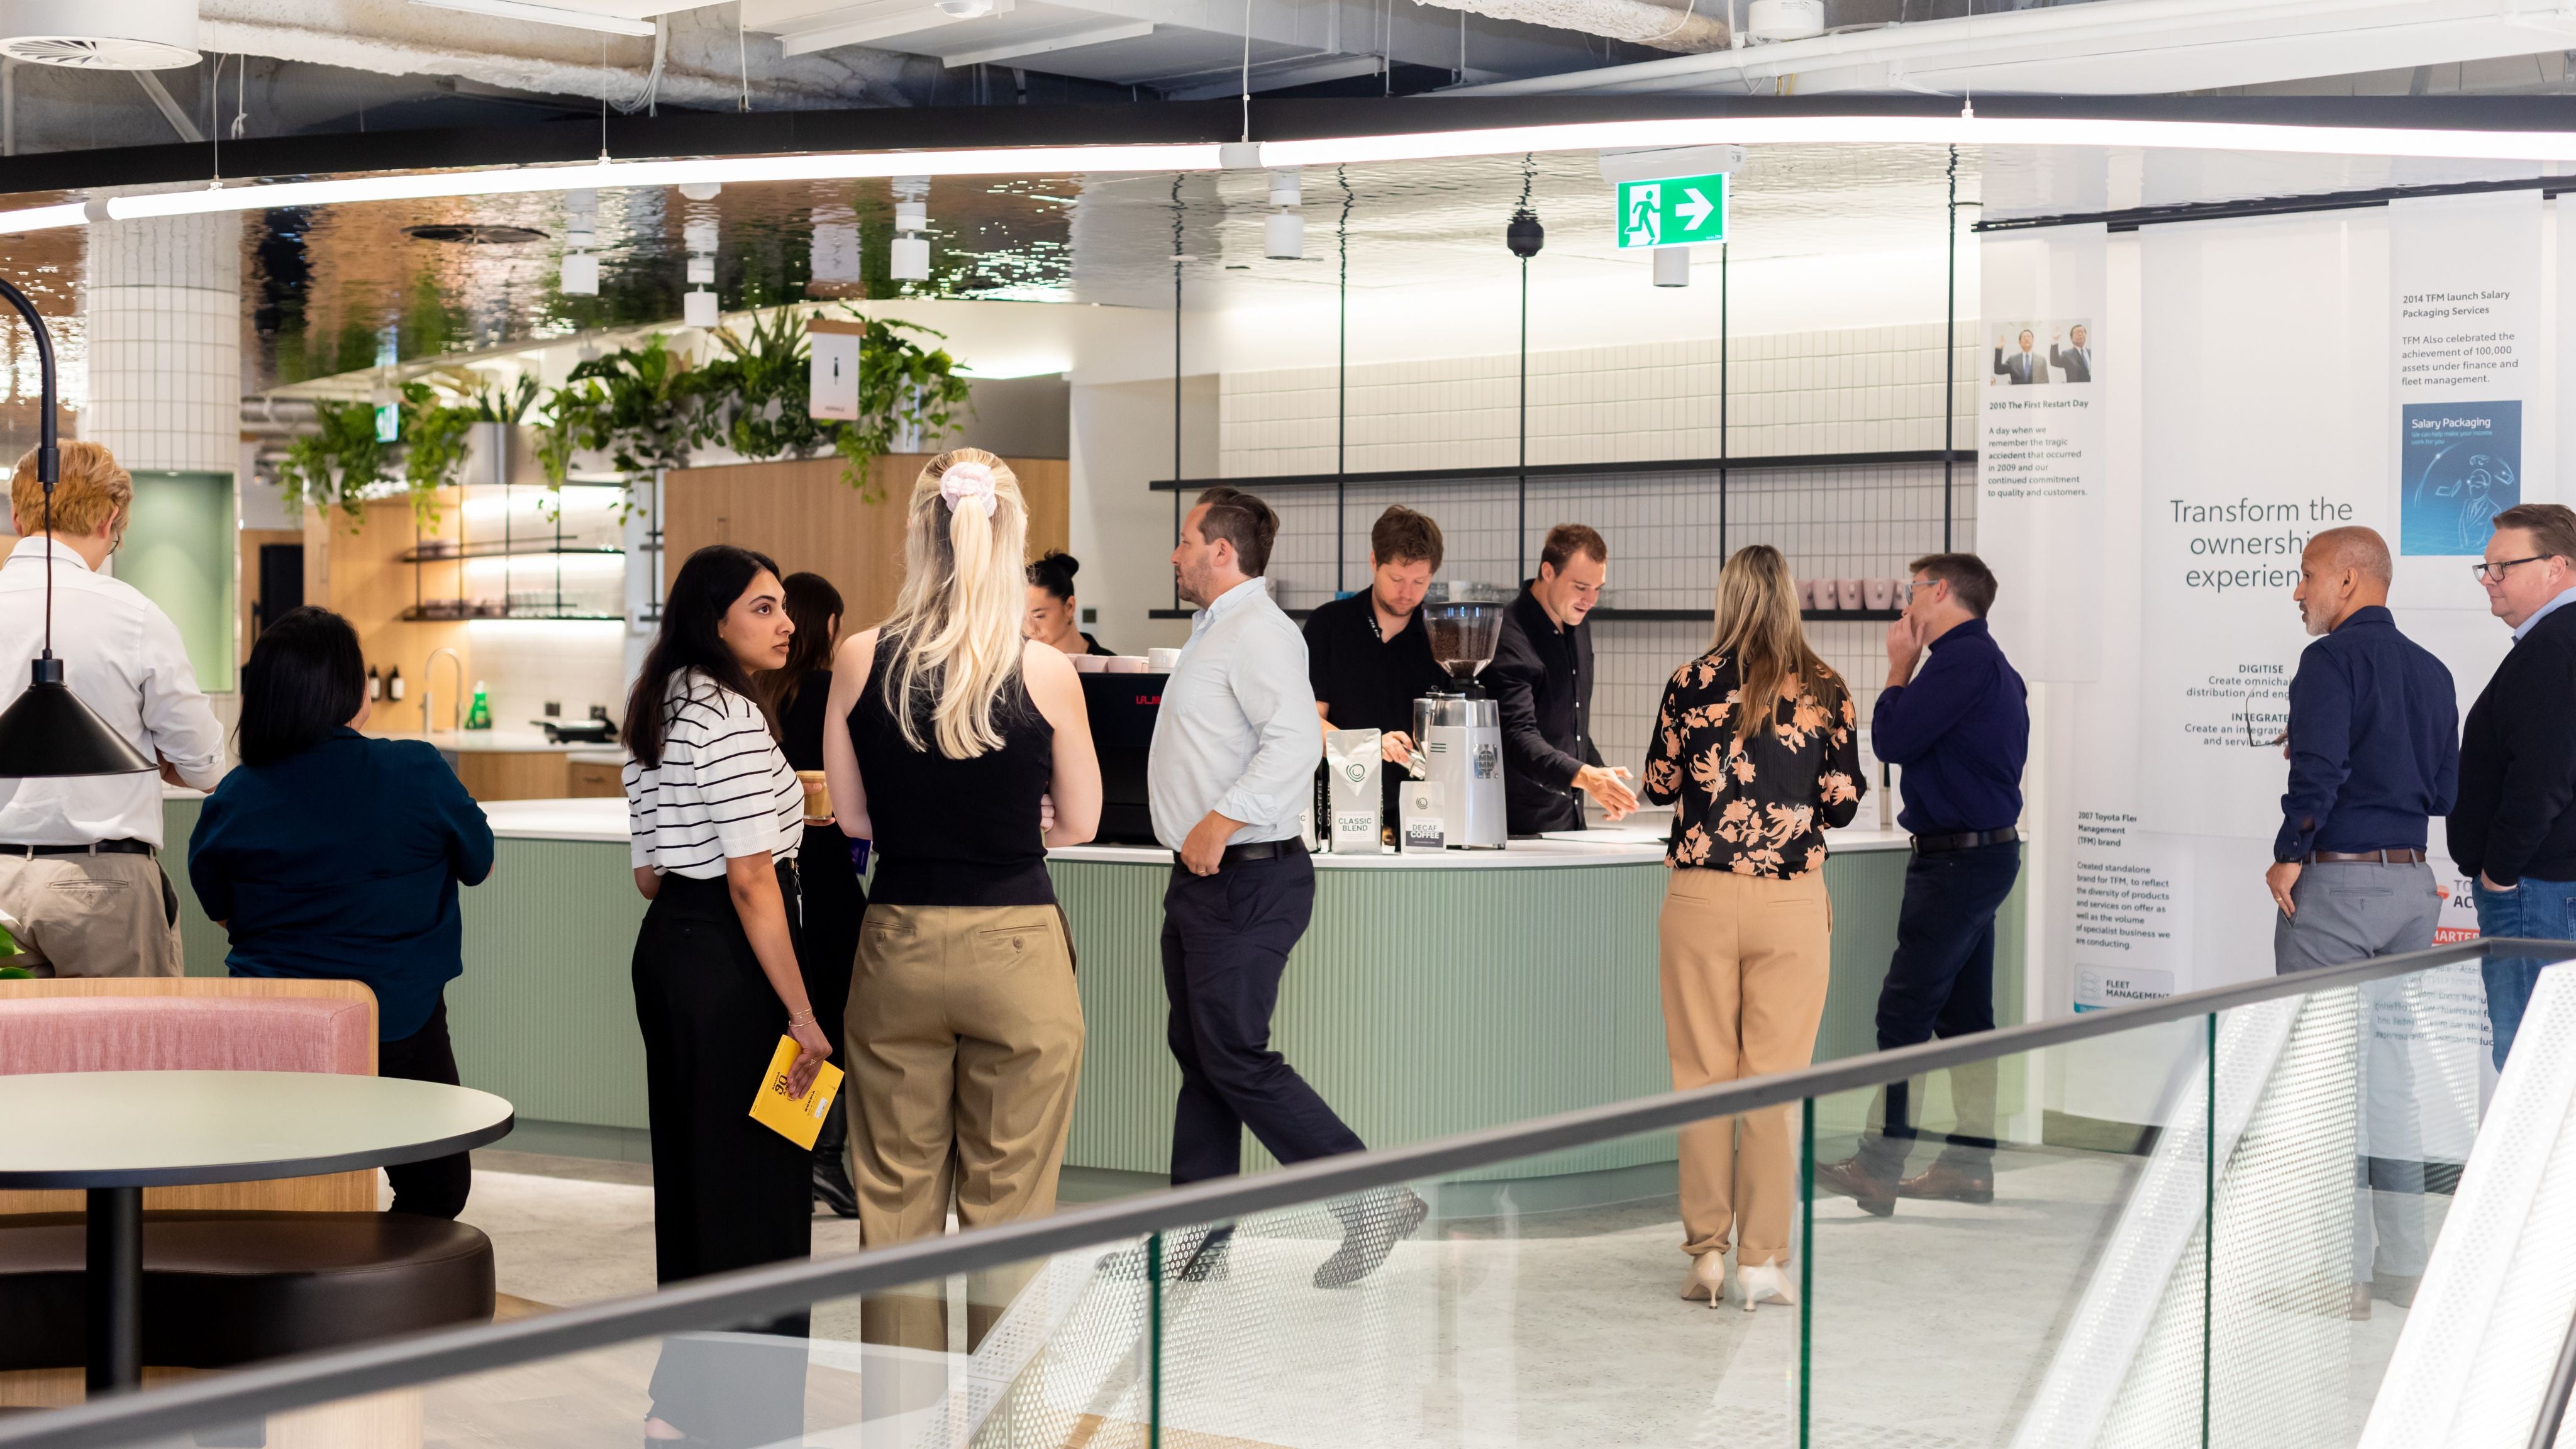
[0,440,225,975]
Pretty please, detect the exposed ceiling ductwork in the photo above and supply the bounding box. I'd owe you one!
[1409,0,1726,54]
[1463,0,2576,95]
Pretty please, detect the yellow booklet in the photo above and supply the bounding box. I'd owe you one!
[748,1036,845,1150]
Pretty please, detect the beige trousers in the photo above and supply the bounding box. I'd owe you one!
[1657,867,1831,1266]
[0,852,182,978]
[846,902,1083,1350]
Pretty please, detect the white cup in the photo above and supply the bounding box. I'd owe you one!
[1836,579,1866,611]
[1071,654,1109,674]
[1146,647,1184,672]
[1865,578,1896,611]
[1106,656,1150,674]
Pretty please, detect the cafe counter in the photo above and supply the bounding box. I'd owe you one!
[162,796,2023,1198]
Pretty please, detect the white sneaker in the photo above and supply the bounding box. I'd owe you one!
[1735,1260,1797,1312]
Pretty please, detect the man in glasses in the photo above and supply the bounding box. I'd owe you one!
[2450,502,2576,1070]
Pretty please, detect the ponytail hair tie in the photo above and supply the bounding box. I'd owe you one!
[939,461,999,519]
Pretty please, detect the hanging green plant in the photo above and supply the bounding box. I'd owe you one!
[555,336,708,479]
[276,399,395,526]
[696,308,829,464]
[827,313,974,502]
[397,382,475,525]
[525,311,974,505]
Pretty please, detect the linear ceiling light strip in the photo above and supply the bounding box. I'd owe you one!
[11,116,2576,234]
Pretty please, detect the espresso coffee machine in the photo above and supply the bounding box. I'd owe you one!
[1080,672,1166,845]
[1410,597,1509,849]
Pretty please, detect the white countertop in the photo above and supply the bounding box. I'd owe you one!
[473,797,1912,862]
[369,729,608,754]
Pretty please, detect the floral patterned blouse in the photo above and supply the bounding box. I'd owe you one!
[1642,652,1866,878]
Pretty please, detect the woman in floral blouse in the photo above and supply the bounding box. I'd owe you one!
[1641,543,1865,1311]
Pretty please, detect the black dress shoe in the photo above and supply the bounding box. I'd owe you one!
[811,1155,860,1219]
[1814,1157,1897,1218]
[1313,1187,1428,1289]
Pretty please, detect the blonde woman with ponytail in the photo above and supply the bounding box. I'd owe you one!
[1639,543,1865,1313]
[820,448,1101,1347]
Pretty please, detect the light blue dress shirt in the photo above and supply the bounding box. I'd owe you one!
[1148,577,1323,850]
[2513,582,2576,643]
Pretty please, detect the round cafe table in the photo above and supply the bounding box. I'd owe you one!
[0,1070,514,1394]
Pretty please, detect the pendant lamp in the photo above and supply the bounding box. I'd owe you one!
[0,274,153,777]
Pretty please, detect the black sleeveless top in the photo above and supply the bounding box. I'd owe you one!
[848,634,1056,906]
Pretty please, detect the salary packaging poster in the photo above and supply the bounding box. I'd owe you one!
[2391,192,2540,560]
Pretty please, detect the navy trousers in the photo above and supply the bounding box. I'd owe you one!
[1161,853,1367,1185]
[1858,840,2023,1177]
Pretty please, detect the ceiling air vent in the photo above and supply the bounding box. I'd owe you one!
[0,0,198,69]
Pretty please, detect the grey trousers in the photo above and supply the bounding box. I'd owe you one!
[2274,859,2443,1288]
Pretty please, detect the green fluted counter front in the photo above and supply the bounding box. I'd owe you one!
[159,797,2023,1180]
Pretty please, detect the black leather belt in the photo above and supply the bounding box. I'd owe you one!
[2306,848,2426,864]
[0,839,153,858]
[1912,826,2019,855]
[1216,838,1308,867]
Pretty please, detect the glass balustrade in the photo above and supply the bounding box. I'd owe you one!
[18,941,2576,1449]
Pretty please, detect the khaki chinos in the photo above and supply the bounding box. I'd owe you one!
[0,849,182,977]
[1657,867,1833,1268]
[845,902,1084,1352]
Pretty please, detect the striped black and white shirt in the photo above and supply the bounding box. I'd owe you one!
[624,670,802,880]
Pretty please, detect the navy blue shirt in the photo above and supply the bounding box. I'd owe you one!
[2277,606,2458,862]
[188,729,495,1041]
[1872,618,2029,835]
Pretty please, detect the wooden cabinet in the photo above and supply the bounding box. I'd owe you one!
[662,453,1069,632]
[451,752,570,802]
[568,760,625,797]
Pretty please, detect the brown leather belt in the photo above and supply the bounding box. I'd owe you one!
[2304,848,2426,863]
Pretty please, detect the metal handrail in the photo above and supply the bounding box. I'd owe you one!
[2529,1292,2576,1449]
[2,935,2565,1449]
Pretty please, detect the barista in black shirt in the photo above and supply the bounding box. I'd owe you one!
[1305,507,1452,828]
[1481,523,1638,835]
[1026,551,1116,657]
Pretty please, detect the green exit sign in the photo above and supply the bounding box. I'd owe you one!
[1616,174,1728,249]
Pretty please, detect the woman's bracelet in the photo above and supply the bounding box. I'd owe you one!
[788,1008,817,1028]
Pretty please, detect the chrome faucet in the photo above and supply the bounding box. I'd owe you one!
[423,647,464,733]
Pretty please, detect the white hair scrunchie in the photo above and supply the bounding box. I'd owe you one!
[939,461,999,519]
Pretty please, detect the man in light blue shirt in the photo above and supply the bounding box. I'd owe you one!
[1147,486,1424,1287]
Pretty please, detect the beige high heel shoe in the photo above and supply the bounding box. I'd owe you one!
[1678,1251,1729,1308]
[1736,1260,1797,1312]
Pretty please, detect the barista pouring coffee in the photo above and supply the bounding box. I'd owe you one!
[1480,524,1638,835]
[1304,507,1452,836]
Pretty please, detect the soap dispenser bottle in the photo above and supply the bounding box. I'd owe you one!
[465,681,492,731]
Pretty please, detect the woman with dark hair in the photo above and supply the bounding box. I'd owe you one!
[623,545,827,1448]
[1024,550,1114,656]
[186,606,494,1218]
[757,570,867,1219]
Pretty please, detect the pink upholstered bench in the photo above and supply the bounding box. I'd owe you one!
[0,979,496,1403]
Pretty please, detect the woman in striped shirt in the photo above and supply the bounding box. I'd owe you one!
[621,544,828,1446]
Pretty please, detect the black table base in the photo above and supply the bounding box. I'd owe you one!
[86,1185,142,1393]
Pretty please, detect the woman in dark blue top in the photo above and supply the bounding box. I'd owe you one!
[187,606,495,1218]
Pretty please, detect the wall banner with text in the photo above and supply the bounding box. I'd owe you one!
[1980,225,2108,682]
[2391,192,2541,557]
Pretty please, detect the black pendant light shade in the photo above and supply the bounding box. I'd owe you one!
[0,272,154,779]
[0,659,152,776]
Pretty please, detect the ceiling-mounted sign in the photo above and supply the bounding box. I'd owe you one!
[809,317,863,421]
[1615,174,1728,250]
